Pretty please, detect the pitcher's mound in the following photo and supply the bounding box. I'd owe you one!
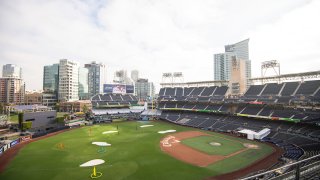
[209,142,221,146]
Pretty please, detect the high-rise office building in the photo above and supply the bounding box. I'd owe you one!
[229,57,247,95]
[0,77,25,104]
[114,70,132,85]
[213,39,251,87]
[43,63,59,107]
[131,70,139,82]
[85,61,106,98]
[43,64,59,94]
[78,67,89,100]
[2,64,22,78]
[134,78,155,101]
[58,59,79,102]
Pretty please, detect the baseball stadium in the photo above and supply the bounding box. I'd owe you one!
[1,70,320,180]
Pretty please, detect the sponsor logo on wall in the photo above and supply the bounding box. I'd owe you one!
[10,139,20,147]
[21,135,32,142]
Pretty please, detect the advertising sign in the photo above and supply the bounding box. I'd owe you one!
[126,85,134,93]
[21,135,32,142]
[0,146,3,155]
[10,139,20,147]
[103,84,113,93]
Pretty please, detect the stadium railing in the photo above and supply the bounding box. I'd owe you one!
[240,154,320,180]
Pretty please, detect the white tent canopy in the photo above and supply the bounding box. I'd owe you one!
[158,130,176,134]
[80,159,105,167]
[92,142,111,146]
[238,128,270,140]
[140,125,154,128]
[102,130,118,134]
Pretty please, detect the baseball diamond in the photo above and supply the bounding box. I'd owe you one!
[0,121,279,180]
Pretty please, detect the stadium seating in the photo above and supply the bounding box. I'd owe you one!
[281,82,299,96]
[91,93,138,108]
[158,85,228,102]
[244,85,265,96]
[160,110,320,163]
[261,83,284,95]
[295,80,320,96]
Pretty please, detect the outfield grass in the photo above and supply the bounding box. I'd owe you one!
[181,135,245,155]
[0,121,274,180]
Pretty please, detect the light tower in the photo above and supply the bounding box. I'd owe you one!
[261,60,280,83]
[161,72,184,87]
[173,72,184,84]
[162,73,173,85]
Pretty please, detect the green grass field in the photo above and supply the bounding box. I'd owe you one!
[182,136,245,155]
[0,121,274,180]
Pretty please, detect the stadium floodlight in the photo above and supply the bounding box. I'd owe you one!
[173,72,183,77]
[261,60,279,69]
[261,60,281,83]
[162,73,173,77]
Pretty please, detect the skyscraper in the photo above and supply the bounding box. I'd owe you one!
[134,78,155,101]
[58,59,79,102]
[213,39,251,87]
[78,67,89,100]
[131,70,139,82]
[2,64,22,78]
[0,77,25,104]
[43,64,59,94]
[85,61,106,98]
[42,64,59,107]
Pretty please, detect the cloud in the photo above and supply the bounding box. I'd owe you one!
[0,0,318,92]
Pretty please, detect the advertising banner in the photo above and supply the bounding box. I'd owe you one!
[126,85,134,93]
[0,146,3,155]
[103,84,113,93]
[21,135,32,142]
[10,138,20,147]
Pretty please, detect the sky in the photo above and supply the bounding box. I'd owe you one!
[0,0,319,92]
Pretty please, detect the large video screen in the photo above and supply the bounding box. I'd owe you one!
[103,84,134,94]
[113,84,126,94]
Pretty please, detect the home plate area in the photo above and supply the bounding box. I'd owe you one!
[159,131,259,167]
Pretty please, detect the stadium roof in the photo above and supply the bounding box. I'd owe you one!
[250,70,320,83]
[160,80,229,88]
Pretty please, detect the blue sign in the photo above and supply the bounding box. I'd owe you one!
[0,146,3,155]
[103,84,113,93]
[126,85,134,93]
[10,139,20,147]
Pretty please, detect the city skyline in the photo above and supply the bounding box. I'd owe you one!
[1,0,320,91]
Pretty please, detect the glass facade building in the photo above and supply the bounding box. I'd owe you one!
[213,39,251,87]
[43,64,59,94]
[2,64,22,78]
[85,62,106,98]
[134,78,155,101]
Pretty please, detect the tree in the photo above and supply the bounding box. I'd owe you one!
[54,103,60,112]
[0,103,3,114]
[82,104,89,113]
[56,117,65,124]
[22,121,32,131]
[18,112,24,131]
